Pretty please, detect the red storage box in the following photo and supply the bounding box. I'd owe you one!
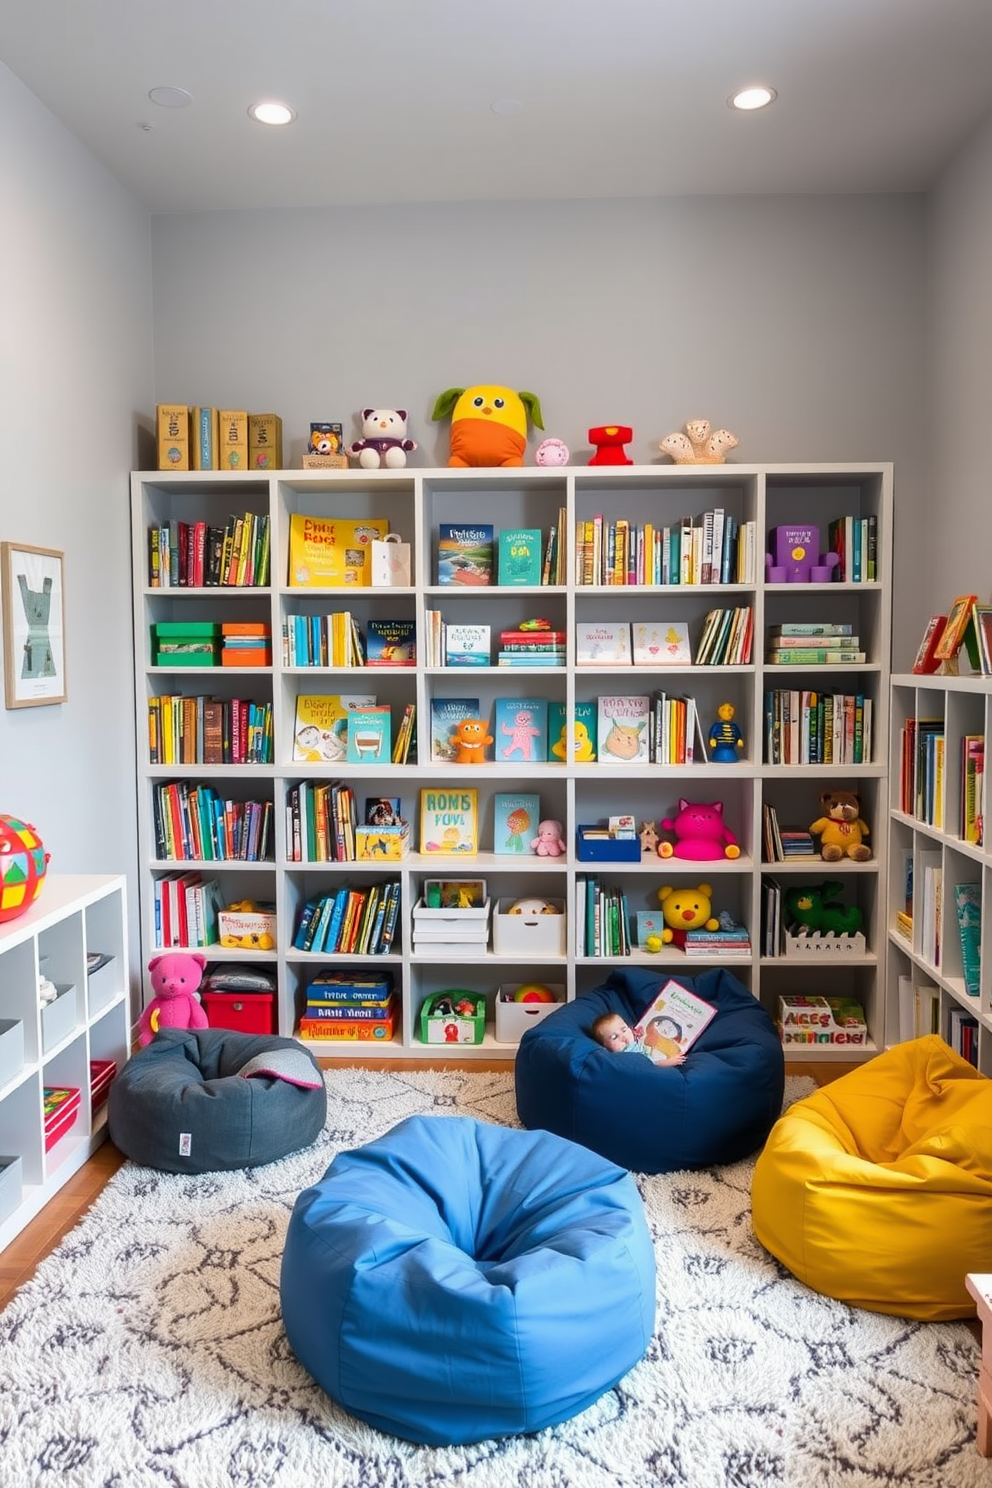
[90,1058,117,1114]
[44,1086,80,1151]
[202,990,276,1035]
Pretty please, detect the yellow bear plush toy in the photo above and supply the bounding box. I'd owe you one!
[656,883,720,950]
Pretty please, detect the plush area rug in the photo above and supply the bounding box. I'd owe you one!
[0,1069,984,1487]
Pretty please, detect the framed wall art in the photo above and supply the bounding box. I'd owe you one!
[2,541,67,708]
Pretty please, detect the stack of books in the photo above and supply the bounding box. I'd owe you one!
[683,924,751,956]
[497,627,566,667]
[762,804,817,862]
[292,882,401,956]
[766,623,865,665]
[298,971,397,1042]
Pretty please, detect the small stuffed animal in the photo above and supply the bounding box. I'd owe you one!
[784,882,864,935]
[531,819,566,857]
[657,883,720,949]
[809,790,871,862]
[660,418,738,465]
[348,408,417,469]
[431,384,544,467]
[450,717,493,764]
[639,820,660,855]
[137,951,208,1047]
[657,799,740,860]
[534,437,569,466]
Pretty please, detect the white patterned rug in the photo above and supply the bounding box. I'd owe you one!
[0,1070,984,1488]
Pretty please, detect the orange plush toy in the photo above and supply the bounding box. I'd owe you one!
[432,384,544,467]
[451,717,493,764]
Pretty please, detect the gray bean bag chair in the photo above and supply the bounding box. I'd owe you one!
[108,1027,326,1173]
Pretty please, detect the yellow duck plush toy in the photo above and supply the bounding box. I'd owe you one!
[432,383,543,467]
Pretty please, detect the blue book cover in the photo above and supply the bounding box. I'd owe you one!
[345,705,392,764]
[548,700,598,762]
[635,910,667,948]
[955,883,981,996]
[493,792,541,855]
[366,619,416,666]
[497,528,543,586]
[430,697,482,763]
[437,524,494,586]
[494,697,548,763]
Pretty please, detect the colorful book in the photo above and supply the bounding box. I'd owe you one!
[497,528,543,586]
[765,649,866,664]
[769,623,855,637]
[548,701,598,762]
[366,619,416,666]
[767,524,820,580]
[288,513,390,587]
[575,622,631,666]
[632,621,691,665]
[444,624,491,667]
[954,883,981,996]
[436,524,494,586]
[190,406,218,471]
[293,694,376,762]
[345,706,392,764]
[420,788,479,854]
[635,910,667,948]
[494,697,548,763]
[597,694,650,763]
[493,793,541,854]
[430,697,482,763]
[632,979,717,1058]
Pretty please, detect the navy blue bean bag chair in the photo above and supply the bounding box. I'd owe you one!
[108,1027,326,1174]
[515,967,784,1174]
[280,1114,656,1446]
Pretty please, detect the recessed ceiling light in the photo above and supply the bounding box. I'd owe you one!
[248,101,297,126]
[729,85,777,111]
[490,98,524,116]
[148,86,193,109]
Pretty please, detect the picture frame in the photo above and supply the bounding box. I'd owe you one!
[911,614,947,674]
[932,593,978,662]
[974,604,992,676]
[1,542,67,708]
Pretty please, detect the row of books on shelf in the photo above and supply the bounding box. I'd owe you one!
[148,695,273,765]
[436,518,568,587]
[763,689,873,766]
[153,872,226,947]
[292,695,416,765]
[282,614,416,669]
[572,614,751,667]
[292,882,401,956]
[153,783,274,862]
[762,806,817,862]
[898,718,945,827]
[826,516,878,584]
[764,623,865,666]
[574,510,758,587]
[148,513,271,588]
[155,405,282,473]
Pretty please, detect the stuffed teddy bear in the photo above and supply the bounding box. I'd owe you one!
[809,790,871,862]
[657,883,720,949]
[657,799,740,860]
[431,384,544,467]
[137,950,209,1047]
[348,409,417,469]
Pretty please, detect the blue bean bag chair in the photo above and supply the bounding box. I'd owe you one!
[280,1114,656,1446]
[108,1027,326,1174]
[515,967,784,1173]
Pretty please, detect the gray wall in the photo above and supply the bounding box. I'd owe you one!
[151,193,930,663]
[0,62,152,985]
[929,109,992,615]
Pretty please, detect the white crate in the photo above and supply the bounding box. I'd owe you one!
[783,930,867,959]
[494,984,565,1044]
[0,1018,24,1088]
[41,984,77,1053]
[0,1155,23,1229]
[492,898,567,958]
[87,954,119,1014]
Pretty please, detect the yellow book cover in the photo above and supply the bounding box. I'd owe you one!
[157,404,189,470]
[248,412,283,470]
[292,693,376,763]
[288,512,389,587]
[420,788,479,855]
[218,409,249,470]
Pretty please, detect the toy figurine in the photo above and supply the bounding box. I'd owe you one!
[809,790,871,861]
[531,819,566,857]
[137,951,208,1047]
[535,437,569,466]
[348,408,417,469]
[657,799,740,860]
[450,718,493,764]
[431,384,544,468]
[708,702,745,762]
[660,419,738,465]
[588,424,633,465]
[639,820,660,855]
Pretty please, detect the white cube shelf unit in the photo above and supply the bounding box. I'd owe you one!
[0,875,129,1253]
[131,463,892,1061]
[887,672,991,1069]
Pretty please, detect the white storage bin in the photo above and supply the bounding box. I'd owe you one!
[494,983,565,1044]
[0,1018,25,1087]
[41,983,77,1053]
[492,898,566,958]
[0,1155,23,1228]
[87,954,118,1013]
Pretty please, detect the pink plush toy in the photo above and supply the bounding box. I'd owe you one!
[137,951,209,1047]
[531,819,566,857]
[657,799,740,861]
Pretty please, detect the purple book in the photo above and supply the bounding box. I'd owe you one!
[769,524,819,580]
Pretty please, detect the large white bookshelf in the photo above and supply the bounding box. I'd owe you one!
[131,463,892,1061]
[887,671,990,1070]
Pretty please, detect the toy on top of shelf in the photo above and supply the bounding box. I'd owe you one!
[657,799,740,860]
[303,422,348,469]
[348,409,418,470]
[656,882,720,949]
[639,820,660,855]
[137,950,208,1047]
[588,424,633,465]
[659,418,738,465]
[0,814,49,921]
[450,717,494,764]
[809,790,871,862]
[783,882,864,935]
[534,437,569,466]
[431,384,544,468]
[765,524,841,583]
[707,703,745,762]
[531,820,566,857]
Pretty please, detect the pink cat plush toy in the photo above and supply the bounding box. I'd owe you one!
[137,950,209,1047]
[657,799,740,860]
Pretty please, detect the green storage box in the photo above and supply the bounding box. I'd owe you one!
[419,990,486,1045]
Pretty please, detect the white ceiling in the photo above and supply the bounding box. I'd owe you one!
[2,0,992,213]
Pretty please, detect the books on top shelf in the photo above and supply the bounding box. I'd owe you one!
[494,698,548,763]
[574,510,757,586]
[420,788,479,854]
[498,528,543,586]
[293,694,376,763]
[575,622,631,666]
[444,623,491,667]
[148,511,271,589]
[430,697,482,763]
[597,695,650,763]
[632,979,717,1056]
[288,513,390,587]
[632,621,691,665]
[437,523,494,586]
[493,793,541,854]
[365,619,416,666]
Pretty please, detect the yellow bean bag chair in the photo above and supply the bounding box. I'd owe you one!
[752,1035,992,1320]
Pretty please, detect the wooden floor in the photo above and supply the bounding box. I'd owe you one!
[0,1057,854,1313]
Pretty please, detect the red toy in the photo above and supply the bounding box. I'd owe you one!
[588,424,633,466]
[137,950,209,1047]
[657,799,740,861]
[513,983,556,1003]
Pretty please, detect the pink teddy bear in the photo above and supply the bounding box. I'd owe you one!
[137,951,209,1047]
[531,819,566,857]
